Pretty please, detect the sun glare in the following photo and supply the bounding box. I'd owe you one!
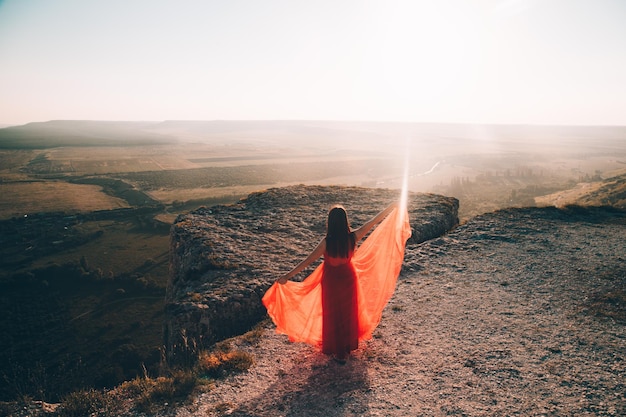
[349,1,488,122]
[399,138,410,219]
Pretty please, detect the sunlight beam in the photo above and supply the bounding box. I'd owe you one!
[399,138,410,221]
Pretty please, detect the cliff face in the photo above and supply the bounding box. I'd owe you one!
[164,185,459,362]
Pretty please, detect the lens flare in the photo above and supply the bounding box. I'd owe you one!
[399,138,410,220]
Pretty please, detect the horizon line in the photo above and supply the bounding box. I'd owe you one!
[3,119,626,129]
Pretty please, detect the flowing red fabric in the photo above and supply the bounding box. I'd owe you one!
[262,205,411,349]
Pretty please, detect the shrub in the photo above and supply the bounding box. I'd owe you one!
[145,370,197,402]
[58,389,112,417]
[118,370,197,414]
[55,339,252,415]
[196,350,254,378]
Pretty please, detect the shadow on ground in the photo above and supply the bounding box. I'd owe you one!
[230,352,371,417]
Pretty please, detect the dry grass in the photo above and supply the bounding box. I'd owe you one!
[535,181,610,207]
[44,146,198,174]
[536,169,626,209]
[0,182,129,219]
[196,349,254,379]
[58,389,115,417]
[52,341,255,415]
[147,185,266,204]
[118,370,198,414]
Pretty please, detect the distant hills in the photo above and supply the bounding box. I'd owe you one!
[1,120,625,150]
[0,120,176,148]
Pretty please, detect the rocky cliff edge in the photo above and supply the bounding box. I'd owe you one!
[164,185,459,362]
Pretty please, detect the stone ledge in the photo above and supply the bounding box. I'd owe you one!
[164,185,459,362]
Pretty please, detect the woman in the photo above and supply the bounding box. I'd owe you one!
[262,200,410,363]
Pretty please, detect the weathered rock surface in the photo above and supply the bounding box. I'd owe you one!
[163,204,625,417]
[164,185,459,361]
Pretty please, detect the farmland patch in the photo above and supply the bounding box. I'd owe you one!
[0,182,129,219]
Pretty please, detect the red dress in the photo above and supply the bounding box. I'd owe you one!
[321,250,358,357]
[262,206,411,352]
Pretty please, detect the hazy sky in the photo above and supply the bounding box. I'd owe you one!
[1,0,625,126]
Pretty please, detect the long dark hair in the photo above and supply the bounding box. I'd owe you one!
[325,205,356,258]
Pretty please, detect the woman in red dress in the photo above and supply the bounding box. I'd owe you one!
[267,201,404,363]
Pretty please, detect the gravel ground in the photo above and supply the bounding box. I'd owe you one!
[158,206,626,417]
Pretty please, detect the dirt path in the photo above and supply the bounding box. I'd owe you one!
[166,207,625,417]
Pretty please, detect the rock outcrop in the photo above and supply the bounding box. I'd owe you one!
[164,185,459,362]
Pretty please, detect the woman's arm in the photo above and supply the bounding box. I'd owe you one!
[277,237,326,284]
[353,201,399,242]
